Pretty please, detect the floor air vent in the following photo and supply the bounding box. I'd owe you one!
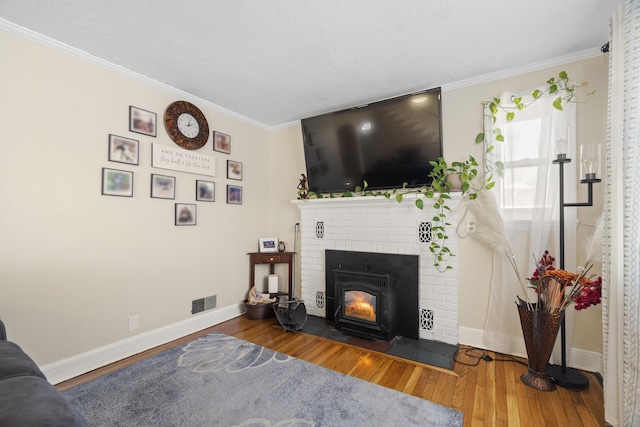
[192,295,217,314]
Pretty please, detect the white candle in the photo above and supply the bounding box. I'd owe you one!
[268,274,278,294]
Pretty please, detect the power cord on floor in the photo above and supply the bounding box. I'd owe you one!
[453,345,528,367]
[452,347,488,366]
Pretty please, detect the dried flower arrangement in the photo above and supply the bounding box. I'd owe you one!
[529,250,602,314]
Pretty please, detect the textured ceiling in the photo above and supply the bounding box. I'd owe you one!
[0,1,619,127]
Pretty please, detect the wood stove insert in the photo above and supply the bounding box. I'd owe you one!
[325,250,419,340]
[334,268,397,341]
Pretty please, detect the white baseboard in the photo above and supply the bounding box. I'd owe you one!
[42,313,603,385]
[43,304,243,385]
[458,326,603,374]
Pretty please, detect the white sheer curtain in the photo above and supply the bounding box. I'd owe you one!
[479,93,577,358]
[603,1,640,425]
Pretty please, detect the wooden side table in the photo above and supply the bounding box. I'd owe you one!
[247,252,295,298]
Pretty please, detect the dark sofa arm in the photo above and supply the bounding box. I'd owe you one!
[0,321,88,427]
[0,341,47,380]
[0,376,89,427]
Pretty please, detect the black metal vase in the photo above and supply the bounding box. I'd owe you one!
[517,302,564,391]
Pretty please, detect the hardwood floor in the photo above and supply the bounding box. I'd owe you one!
[56,315,605,426]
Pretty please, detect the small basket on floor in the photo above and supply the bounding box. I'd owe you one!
[273,298,307,332]
[243,300,275,320]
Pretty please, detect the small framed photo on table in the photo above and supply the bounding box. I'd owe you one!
[259,237,279,253]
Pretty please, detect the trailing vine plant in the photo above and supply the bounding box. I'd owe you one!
[475,71,592,197]
[299,71,593,271]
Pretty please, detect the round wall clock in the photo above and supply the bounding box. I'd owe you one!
[164,101,210,150]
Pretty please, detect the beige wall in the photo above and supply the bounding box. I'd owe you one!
[0,25,606,375]
[443,56,606,354]
[268,124,306,295]
[0,29,272,366]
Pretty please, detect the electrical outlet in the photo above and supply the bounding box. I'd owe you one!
[128,315,139,331]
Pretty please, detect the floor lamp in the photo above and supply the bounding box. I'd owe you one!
[550,142,601,390]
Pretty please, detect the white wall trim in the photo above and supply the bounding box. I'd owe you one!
[42,304,243,385]
[0,18,270,131]
[270,120,301,131]
[40,304,603,384]
[272,50,603,125]
[441,48,603,93]
[459,326,603,374]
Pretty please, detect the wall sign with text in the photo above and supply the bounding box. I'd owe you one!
[151,143,215,177]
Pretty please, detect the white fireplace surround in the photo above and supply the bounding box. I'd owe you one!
[294,194,460,345]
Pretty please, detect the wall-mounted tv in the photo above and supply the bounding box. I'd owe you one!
[301,87,442,194]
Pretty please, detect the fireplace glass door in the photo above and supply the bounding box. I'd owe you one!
[343,289,377,324]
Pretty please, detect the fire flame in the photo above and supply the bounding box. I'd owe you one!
[345,291,376,322]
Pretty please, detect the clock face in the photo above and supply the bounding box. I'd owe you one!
[177,113,200,138]
[164,101,210,150]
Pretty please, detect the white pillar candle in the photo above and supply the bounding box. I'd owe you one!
[268,274,279,294]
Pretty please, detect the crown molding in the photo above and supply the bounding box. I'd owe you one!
[272,47,604,129]
[270,120,302,131]
[0,18,271,130]
[441,48,603,93]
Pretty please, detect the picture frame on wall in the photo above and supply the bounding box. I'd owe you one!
[150,174,176,199]
[226,185,242,205]
[196,180,215,202]
[102,168,133,197]
[213,131,231,154]
[227,160,243,181]
[129,106,157,137]
[108,134,139,165]
[175,203,196,226]
[259,237,279,253]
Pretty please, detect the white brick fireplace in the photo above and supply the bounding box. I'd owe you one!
[294,194,460,345]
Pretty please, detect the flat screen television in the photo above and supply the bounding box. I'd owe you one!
[301,87,442,194]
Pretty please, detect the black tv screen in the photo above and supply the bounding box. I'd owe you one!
[301,87,442,194]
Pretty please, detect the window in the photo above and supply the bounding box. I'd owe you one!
[496,106,570,221]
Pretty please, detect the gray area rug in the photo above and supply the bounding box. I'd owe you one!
[63,333,463,426]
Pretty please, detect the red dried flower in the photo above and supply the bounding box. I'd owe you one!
[529,251,602,312]
[529,250,555,282]
[574,276,602,310]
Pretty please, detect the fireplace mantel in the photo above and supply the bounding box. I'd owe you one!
[294,193,460,345]
[293,192,462,209]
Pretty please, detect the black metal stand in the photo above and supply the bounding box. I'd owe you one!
[550,156,600,390]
